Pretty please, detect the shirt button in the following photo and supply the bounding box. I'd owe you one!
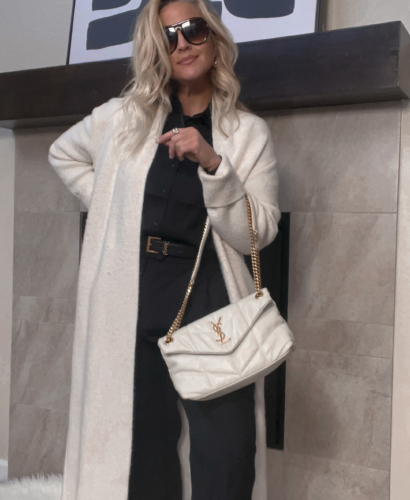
[162,189,167,194]
[154,220,159,226]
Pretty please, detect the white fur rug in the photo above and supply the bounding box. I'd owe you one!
[0,474,62,500]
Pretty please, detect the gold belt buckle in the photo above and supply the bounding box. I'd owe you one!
[146,236,170,255]
[146,236,161,254]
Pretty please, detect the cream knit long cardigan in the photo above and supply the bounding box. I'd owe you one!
[48,96,281,500]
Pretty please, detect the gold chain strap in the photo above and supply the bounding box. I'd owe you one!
[164,218,211,344]
[164,193,263,345]
[245,193,264,299]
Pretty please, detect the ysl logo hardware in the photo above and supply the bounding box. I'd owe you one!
[211,317,231,345]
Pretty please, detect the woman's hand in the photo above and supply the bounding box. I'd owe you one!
[156,127,221,172]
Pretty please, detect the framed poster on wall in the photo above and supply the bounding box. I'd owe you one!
[68,0,323,64]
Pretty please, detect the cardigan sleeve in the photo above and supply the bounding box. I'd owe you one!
[197,118,281,255]
[48,98,122,209]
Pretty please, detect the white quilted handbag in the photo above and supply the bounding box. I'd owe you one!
[158,194,296,401]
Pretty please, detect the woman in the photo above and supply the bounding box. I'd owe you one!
[48,0,280,499]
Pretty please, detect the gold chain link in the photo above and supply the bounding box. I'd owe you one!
[164,194,263,345]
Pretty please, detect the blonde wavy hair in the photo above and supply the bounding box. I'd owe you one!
[116,0,249,160]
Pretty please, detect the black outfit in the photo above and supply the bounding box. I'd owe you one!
[127,94,256,500]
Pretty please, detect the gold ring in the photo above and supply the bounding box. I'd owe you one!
[172,127,179,134]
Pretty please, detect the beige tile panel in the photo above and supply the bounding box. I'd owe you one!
[288,212,396,325]
[285,349,392,470]
[0,128,15,461]
[13,212,79,299]
[262,102,400,213]
[10,320,73,412]
[14,127,78,213]
[12,296,76,325]
[267,449,285,500]
[8,404,68,479]
[283,453,390,500]
[288,318,393,359]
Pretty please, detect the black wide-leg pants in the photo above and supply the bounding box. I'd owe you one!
[127,249,256,500]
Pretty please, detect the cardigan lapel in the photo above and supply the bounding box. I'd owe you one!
[61,104,169,500]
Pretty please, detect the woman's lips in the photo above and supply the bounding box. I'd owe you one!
[179,56,197,65]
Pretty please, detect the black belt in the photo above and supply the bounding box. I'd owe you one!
[143,236,202,259]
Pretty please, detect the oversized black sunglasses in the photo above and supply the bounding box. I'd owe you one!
[163,17,212,54]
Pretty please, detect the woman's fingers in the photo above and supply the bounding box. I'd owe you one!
[156,130,176,144]
[156,128,191,145]
[168,136,176,159]
[164,135,193,161]
[174,138,193,161]
[156,127,203,163]
[157,130,185,159]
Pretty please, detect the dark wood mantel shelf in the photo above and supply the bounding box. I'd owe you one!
[1,21,409,129]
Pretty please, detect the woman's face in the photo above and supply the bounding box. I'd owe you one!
[159,2,216,85]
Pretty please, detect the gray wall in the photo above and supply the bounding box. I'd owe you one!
[0,0,73,73]
[326,0,410,32]
[390,101,410,500]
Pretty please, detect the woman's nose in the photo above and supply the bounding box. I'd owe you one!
[176,29,190,50]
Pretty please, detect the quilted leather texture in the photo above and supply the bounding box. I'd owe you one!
[158,288,296,401]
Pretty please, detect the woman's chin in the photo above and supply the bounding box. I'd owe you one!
[174,68,210,84]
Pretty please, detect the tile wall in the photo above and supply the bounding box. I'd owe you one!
[8,127,77,479]
[261,101,401,500]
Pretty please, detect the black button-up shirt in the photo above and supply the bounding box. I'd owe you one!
[140,93,217,250]
[137,93,230,342]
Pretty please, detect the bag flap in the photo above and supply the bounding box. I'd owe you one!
[159,288,285,355]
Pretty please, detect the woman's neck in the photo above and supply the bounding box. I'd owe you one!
[176,78,213,117]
